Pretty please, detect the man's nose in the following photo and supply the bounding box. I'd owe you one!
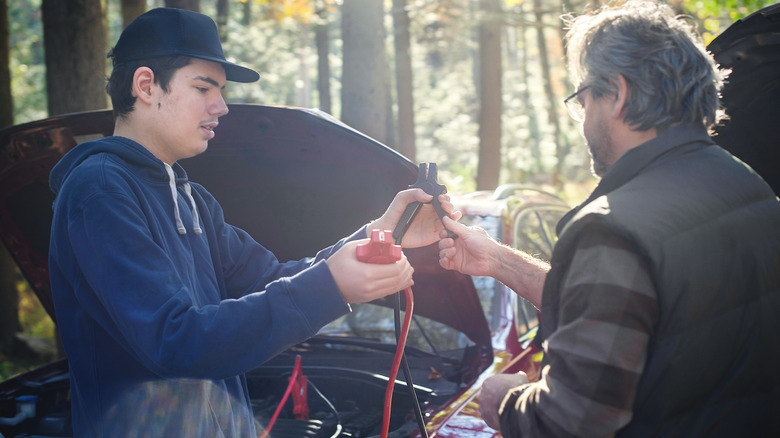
[212,94,229,117]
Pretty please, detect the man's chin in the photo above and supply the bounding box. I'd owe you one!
[181,143,209,161]
[590,157,608,178]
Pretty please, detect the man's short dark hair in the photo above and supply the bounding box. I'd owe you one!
[105,56,192,119]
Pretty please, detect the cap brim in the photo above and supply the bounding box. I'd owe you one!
[193,54,259,83]
[223,62,260,83]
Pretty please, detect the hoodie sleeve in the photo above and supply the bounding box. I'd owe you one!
[59,181,352,380]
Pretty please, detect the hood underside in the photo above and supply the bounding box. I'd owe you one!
[708,3,780,196]
[0,105,490,347]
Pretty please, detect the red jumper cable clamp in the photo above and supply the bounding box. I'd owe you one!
[355,230,413,438]
[259,355,308,438]
[356,229,403,264]
[291,365,309,420]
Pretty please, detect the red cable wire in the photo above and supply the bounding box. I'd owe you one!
[259,355,302,438]
[262,233,414,438]
[260,290,413,438]
[381,286,414,438]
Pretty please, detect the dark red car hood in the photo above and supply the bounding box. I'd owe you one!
[708,2,780,196]
[0,105,490,348]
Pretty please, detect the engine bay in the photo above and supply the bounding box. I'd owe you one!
[1,318,489,438]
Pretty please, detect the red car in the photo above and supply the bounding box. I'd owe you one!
[0,103,566,438]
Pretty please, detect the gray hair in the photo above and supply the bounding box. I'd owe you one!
[563,0,726,132]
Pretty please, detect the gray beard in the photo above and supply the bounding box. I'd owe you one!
[590,152,609,177]
[586,118,612,178]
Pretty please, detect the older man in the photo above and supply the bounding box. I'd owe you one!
[439,1,780,436]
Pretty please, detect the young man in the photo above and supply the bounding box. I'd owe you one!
[48,8,457,437]
[439,1,780,436]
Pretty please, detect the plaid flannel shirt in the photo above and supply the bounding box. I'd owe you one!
[499,225,659,437]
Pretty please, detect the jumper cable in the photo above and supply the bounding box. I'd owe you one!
[258,355,306,438]
[389,162,454,438]
[263,164,449,438]
[356,230,412,438]
[365,163,450,438]
[393,162,457,243]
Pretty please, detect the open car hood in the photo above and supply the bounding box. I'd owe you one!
[0,105,490,348]
[708,3,780,195]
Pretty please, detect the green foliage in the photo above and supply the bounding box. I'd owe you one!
[8,0,46,123]
[0,356,39,381]
[0,277,56,381]
[6,0,776,185]
[18,282,54,339]
[222,12,317,107]
[680,0,778,44]
[685,0,774,20]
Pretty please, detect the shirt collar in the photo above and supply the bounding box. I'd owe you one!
[556,125,715,235]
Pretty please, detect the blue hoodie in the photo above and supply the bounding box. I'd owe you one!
[48,136,354,437]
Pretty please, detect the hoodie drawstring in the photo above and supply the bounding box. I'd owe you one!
[165,163,202,235]
[183,182,203,234]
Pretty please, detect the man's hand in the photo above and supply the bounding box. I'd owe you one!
[368,188,461,248]
[479,372,530,430]
[439,216,548,308]
[326,240,414,303]
[438,216,499,277]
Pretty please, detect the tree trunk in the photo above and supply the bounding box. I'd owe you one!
[242,0,252,26]
[42,0,107,116]
[165,0,199,12]
[340,0,390,145]
[392,0,416,162]
[532,0,563,188]
[519,1,542,175]
[315,8,331,114]
[216,0,228,41]
[0,0,18,354]
[121,0,145,29]
[297,22,311,108]
[0,0,11,128]
[476,0,502,190]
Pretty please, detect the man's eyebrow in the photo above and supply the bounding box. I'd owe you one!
[194,75,224,89]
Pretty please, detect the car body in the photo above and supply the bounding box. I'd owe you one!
[708,2,780,196]
[0,103,567,438]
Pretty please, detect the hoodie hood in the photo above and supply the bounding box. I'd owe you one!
[49,136,167,195]
[50,136,203,235]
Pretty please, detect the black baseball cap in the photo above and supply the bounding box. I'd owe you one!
[110,8,259,83]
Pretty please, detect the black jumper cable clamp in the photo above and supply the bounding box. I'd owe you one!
[372,162,454,438]
[392,162,457,245]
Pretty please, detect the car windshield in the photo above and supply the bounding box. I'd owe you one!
[318,303,474,353]
[317,212,506,354]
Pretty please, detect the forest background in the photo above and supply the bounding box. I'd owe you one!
[1,0,774,379]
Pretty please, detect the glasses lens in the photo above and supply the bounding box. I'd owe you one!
[564,86,589,122]
[565,99,584,121]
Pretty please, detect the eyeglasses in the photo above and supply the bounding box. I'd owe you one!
[563,85,591,122]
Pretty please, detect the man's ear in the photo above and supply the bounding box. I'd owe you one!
[132,67,155,105]
[612,74,629,118]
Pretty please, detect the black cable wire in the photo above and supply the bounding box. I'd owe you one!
[307,379,343,438]
[412,315,441,358]
[393,291,428,437]
[388,162,451,438]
